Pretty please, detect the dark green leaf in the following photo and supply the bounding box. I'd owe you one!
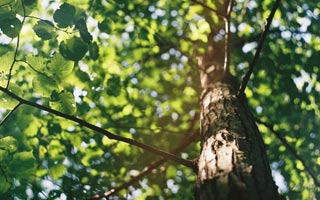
[0,17,22,38]
[89,42,99,60]
[53,3,75,28]
[23,0,37,6]
[106,75,121,97]
[10,151,35,178]
[33,20,55,40]
[75,19,93,43]
[98,18,114,34]
[59,37,88,61]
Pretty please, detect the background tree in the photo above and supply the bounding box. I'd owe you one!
[0,0,319,199]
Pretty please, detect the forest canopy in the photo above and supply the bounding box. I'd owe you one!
[0,0,319,199]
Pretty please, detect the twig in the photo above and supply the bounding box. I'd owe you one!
[0,103,21,126]
[190,0,225,19]
[237,0,281,96]
[85,122,199,199]
[256,118,320,187]
[223,0,234,72]
[0,86,196,169]
[6,1,26,89]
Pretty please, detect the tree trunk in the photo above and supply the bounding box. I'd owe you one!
[195,78,281,199]
[194,19,281,199]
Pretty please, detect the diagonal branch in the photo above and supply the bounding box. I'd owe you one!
[0,86,196,170]
[256,118,320,187]
[190,0,225,19]
[0,103,21,126]
[86,123,199,199]
[237,0,281,96]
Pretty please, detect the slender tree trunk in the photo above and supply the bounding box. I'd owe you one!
[194,13,281,199]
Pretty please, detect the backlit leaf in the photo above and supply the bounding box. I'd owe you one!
[32,74,58,97]
[49,91,76,114]
[47,53,73,79]
[0,136,18,153]
[49,164,67,181]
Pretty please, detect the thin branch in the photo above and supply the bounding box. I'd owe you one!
[0,86,196,169]
[190,0,225,19]
[223,0,234,72]
[0,103,21,126]
[237,0,281,96]
[6,35,20,89]
[256,118,320,187]
[85,121,199,199]
[6,1,26,89]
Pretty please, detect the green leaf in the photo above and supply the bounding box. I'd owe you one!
[47,53,74,79]
[0,175,11,194]
[89,42,99,60]
[10,151,36,178]
[0,0,12,6]
[23,0,37,6]
[98,18,114,34]
[53,3,75,28]
[106,75,121,97]
[0,52,14,86]
[49,163,67,181]
[0,93,19,110]
[75,19,93,43]
[0,136,18,153]
[47,140,65,160]
[26,55,48,73]
[59,37,88,61]
[49,91,76,114]
[33,20,55,40]
[32,74,58,97]
[0,17,22,38]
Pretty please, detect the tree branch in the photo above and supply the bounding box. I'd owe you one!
[0,103,21,126]
[0,86,196,169]
[223,0,234,72]
[6,2,26,89]
[256,118,320,187]
[237,0,281,96]
[190,0,225,19]
[86,128,199,199]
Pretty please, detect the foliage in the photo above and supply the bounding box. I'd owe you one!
[0,0,319,199]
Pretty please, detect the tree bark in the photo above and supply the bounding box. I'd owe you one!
[195,77,281,199]
[194,18,281,199]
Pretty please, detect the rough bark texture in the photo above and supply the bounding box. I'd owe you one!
[194,17,281,198]
[195,78,281,200]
